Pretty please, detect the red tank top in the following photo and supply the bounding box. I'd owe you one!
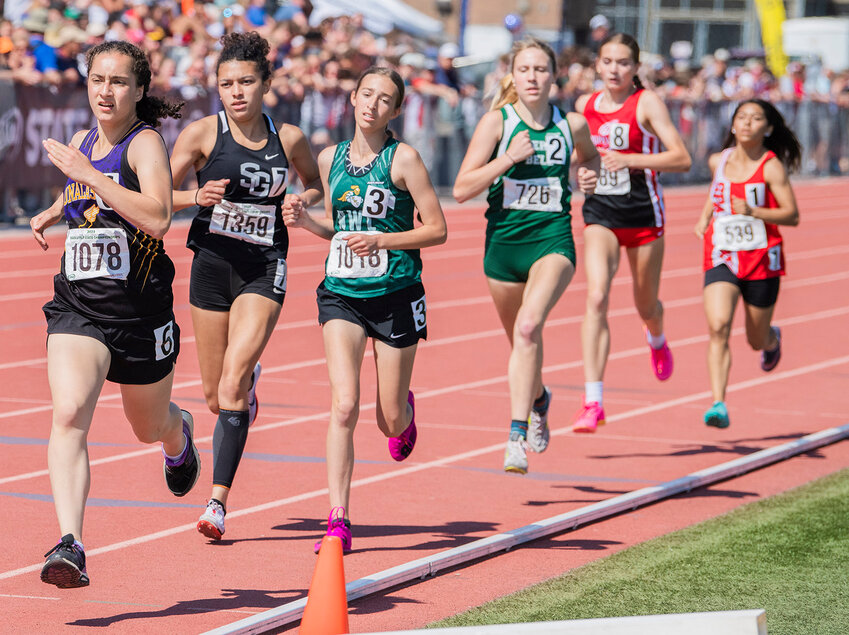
[582,89,664,229]
[703,148,785,279]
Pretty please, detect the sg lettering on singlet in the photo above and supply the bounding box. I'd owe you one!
[64,228,130,281]
[326,231,388,278]
[153,320,175,361]
[502,176,562,212]
[362,185,396,219]
[712,214,768,251]
[210,199,276,246]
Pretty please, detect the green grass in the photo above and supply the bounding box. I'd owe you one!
[430,468,849,634]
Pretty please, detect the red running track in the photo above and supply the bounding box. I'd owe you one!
[1,179,848,633]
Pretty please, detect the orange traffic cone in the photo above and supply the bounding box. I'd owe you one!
[299,535,349,634]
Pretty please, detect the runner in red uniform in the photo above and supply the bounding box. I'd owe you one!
[573,33,691,432]
[695,99,801,429]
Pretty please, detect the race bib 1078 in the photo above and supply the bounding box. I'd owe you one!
[64,227,130,281]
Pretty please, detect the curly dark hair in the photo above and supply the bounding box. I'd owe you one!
[217,31,272,81]
[85,40,183,128]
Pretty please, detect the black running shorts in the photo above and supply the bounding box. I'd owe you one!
[189,248,286,311]
[316,281,427,349]
[43,299,180,385]
[704,264,780,308]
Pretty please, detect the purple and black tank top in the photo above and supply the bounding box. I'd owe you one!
[53,120,175,322]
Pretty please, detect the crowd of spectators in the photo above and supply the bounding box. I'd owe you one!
[3,0,849,210]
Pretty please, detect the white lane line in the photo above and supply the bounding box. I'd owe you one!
[2,351,848,582]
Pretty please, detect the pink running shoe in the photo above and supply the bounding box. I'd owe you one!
[572,401,606,433]
[388,391,417,461]
[650,341,674,381]
[314,506,352,554]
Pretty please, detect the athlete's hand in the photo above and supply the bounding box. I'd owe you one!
[30,207,63,251]
[43,138,98,185]
[195,178,229,208]
[281,193,305,227]
[731,196,752,216]
[576,167,597,195]
[694,215,710,239]
[344,232,380,258]
[599,148,630,172]
[504,130,534,166]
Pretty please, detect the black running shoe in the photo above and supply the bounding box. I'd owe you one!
[760,326,782,372]
[163,410,201,497]
[41,534,89,588]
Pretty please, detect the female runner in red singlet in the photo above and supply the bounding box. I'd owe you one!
[695,99,800,429]
[573,33,691,433]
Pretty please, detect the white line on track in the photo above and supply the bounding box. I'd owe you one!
[2,349,848,582]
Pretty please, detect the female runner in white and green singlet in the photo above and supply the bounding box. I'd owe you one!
[454,37,599,475]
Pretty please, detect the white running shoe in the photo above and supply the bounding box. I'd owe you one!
[503,432,528,475]
[527,386,551,453]
[248,362,262,425]
[197,499,226,540]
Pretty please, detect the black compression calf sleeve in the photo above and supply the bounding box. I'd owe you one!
[212,409,250,488]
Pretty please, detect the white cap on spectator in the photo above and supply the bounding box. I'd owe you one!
[589,14,610,31]
[438,42,459,59]
[400,52,426,68]
[714,48,730,62]
[86,22,108,37]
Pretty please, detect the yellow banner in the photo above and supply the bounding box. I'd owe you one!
[754,0,789,76]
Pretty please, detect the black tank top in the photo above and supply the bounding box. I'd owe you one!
[187,111,291,261]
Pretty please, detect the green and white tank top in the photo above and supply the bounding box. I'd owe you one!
[323,136,422,298]
[486,103,574,243]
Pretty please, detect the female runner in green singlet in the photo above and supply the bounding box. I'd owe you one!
[284,67,447,553]
[454,37,599,475]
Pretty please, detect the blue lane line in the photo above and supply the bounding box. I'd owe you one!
[0,491,202,508]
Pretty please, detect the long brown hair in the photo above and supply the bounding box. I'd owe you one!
[490,37,557,111]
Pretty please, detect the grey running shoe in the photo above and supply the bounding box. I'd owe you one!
[503,432,528,474]
[527,386,551,453]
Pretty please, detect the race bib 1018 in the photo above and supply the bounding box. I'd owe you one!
[326,231,388,279]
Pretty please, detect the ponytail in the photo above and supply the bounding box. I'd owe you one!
[490,73,518,111]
